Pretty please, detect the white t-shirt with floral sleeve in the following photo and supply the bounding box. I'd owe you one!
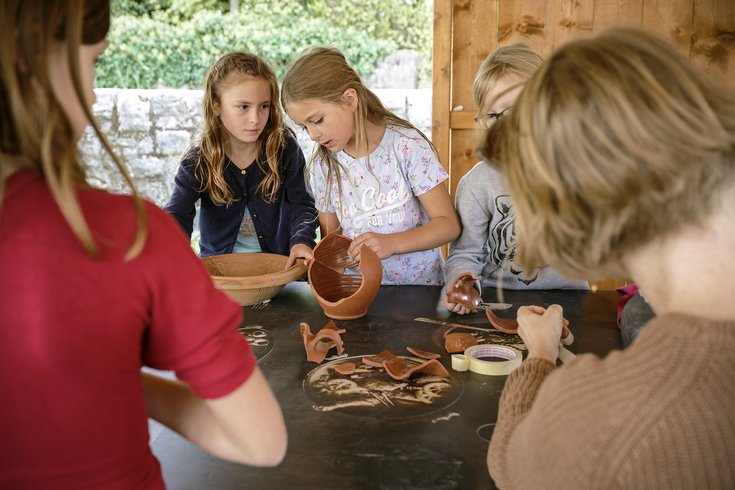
[309,126,448,285]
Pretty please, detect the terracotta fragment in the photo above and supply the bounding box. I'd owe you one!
[335,362,357,375]
[406,346,441,360]
[361,349,450,381]
[308,233,383,320]
[383,357,450,380]
[446,272,480,313]
[485,308,520,334]
[485,307,573,341]
[444,332,478,353]
[300,320,346,363]
[362,349,397,367]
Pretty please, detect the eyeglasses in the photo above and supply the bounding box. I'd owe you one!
[474,106,512,129]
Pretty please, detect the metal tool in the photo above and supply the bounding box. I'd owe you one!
[478,302,512,311]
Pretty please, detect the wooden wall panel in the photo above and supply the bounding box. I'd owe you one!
[497,0,547,53]
[592,0,644,31]
[447,1,497,195]
[641,0,693,58]
[431,0,452,171]
[546,0,595,51]
[691,0,735,85]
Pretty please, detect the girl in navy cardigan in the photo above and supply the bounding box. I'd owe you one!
[165,52,317,266]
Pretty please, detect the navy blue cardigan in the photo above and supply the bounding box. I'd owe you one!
[164,133,318,257]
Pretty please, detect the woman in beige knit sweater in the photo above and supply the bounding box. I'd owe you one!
[485,28,735,489]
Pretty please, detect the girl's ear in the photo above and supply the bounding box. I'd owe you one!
[341,88,358,112]
[212,98,221,117]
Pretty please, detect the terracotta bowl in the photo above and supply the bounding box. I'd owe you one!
[308,233,383,320]
[202,253,307,306]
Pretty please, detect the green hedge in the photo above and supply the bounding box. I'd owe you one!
[98,2,412,88]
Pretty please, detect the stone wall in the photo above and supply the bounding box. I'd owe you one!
[79,88,433,208]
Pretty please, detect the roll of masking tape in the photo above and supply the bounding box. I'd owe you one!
[451,345,522,376]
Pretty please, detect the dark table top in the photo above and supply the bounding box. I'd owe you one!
[151,282,622,490]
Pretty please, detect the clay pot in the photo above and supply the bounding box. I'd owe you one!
[202,252,306,306]
[308,233,382,320]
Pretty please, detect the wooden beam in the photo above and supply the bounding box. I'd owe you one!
[432,0,453,171]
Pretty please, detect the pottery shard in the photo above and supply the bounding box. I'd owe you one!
[485,308,520,334]
[485,307,573,340]
[446,272,479,312]
[444,332,478,353]
[362,349,397,367]
[361,349,449,380]
[383,357,450,381]
[300,320,346,363]
[335,362,357,375]
[406,346,441,360]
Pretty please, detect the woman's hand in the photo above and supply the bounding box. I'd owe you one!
[348,232,397,261]
[516,304,565,363]
[286,243,313,268]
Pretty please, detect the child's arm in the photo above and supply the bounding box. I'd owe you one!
[318,211,341,238]
[443,170,493,314]
[163,152,201,238]
[282,136,319,268]
[348,183,460,261]
[142,368,287,467]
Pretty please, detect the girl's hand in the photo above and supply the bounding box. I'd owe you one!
[443,299,479,315]
[348,232,397,261]
[286,243,313,268]
[516,304,565,363]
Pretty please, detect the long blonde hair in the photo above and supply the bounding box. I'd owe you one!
[484,28,735,280]
[0,0,146,259]
[198,52,288,205]
[281,47,438,213]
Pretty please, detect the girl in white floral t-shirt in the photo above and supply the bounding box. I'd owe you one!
[282,47,460,285]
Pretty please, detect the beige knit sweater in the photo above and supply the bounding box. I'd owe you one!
[488,313,735,489]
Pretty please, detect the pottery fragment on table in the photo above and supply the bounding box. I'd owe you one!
[444,332,478,353]
[361,349,449,381]
[406,346,441,359]
[334,362,357,375]
[300,320,346,363]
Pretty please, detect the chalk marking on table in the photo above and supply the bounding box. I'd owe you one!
[432,412,460,423]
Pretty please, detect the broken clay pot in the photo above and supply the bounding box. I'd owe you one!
[308,233,382,320]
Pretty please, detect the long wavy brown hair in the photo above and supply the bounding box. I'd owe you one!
[0,0,147,259]
[197,52,288,206]
[281,47,438,214]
